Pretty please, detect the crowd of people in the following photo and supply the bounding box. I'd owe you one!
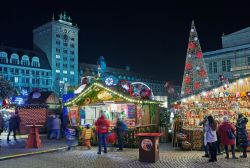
[200,113,249,162]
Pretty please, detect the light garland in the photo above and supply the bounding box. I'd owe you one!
[65,82,161,106]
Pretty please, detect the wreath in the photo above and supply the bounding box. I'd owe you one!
[84,97,92,105]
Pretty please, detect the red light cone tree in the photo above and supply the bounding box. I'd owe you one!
[181,21,210,97]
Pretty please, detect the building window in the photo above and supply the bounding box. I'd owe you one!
[14,77,18,83]
[63,50,67,54]
[31,57,40,67]
[56,70,60,73]
[56,34,60,38]
[56,41,60,45]
[56,62,60,67]
[26,70,29,74]
[71,37,74,41]
[70,65,74,69]
[32,70,35,75]
[21,55,30,66]
[209,63,213,73]
[36,71,39,75]
[226,60,231,72]
[63,57,67,61]
[70,58,74,62]
[213,62,217,73]
[56,48,60,52]
[222,61,226,72]
[70,43,74,48]
[63,77,67,82]
[0,52,8,63]
[63,43,68,47]
[70,51,74,55]
[63,70,67,74]
[26,78,30,84]
[70,71,74,75]
[63,64,68,68]
[56,55,60,59]
[22,77,25,83]
[15,69,18,74]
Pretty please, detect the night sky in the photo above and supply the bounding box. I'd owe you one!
[1,0,250,85]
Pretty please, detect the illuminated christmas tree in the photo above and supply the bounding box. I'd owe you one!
[181,21,210,97]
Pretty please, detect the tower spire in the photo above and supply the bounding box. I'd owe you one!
[52,13,55,21]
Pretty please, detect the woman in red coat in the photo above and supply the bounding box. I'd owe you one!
[218,116,237,159]
[95,113,110,154]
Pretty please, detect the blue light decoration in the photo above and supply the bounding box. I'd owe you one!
[11,96,24,105]
[103,75,119,86]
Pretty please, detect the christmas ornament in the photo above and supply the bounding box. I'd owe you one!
[188,42,196,49]
[196,52,203,59]
[194,82,201,89]
[188,54,192,58]
[199,69,206,77]
[191,28,194,32]
[185,88,191,94]
[194,37,198,41]
[185,63,192,70]
[196,66,200,70]
[184,76,191,84]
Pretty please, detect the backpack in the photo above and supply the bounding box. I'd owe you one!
[120,121,128,132]
[228,129,235,139]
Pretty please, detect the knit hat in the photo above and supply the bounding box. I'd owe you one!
[223,116,229,122]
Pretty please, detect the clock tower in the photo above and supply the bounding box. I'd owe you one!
[33,12,79,95]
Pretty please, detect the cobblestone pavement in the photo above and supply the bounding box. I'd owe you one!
[0,133,77,157]
[0,144,249,168]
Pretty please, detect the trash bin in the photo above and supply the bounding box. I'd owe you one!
[136,133,162,163]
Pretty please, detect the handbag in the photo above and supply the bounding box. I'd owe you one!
[228,129,235,139]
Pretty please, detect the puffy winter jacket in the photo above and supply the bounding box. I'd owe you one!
[95,115,110,134]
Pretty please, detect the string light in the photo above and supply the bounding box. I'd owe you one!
[65,82,161,106]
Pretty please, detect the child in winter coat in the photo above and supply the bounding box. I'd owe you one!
[82,124,93,150]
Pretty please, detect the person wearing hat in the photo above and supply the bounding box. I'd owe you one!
[218,116,238,159]
[82,124,93,150]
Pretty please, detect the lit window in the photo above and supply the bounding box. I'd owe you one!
[63,77,67,82]
[70,71,74,75]
[56,70,60,73]
[14,77,18,83]
[63,70,67,74]
[59,80,64,84]
[56,55,60,59]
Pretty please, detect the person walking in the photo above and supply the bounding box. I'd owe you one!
[218,116,238,159]
[65,125,77,150]
[82,124,93,150]
[199,115,209,157]
[205,115,217,162]
[236,114,249,158]
[50,115,61,140]
[46,114,54,139]
[7,110,21,142]
[115,116,128,151]
[95,113,110,154]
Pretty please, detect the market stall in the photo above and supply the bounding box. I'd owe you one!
[172,75,250,150]
[64,80,161,128]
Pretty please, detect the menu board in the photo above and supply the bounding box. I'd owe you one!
[127,105,136,119]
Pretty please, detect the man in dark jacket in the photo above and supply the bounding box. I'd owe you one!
[7,111,20,142]
[115,116,128,151]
